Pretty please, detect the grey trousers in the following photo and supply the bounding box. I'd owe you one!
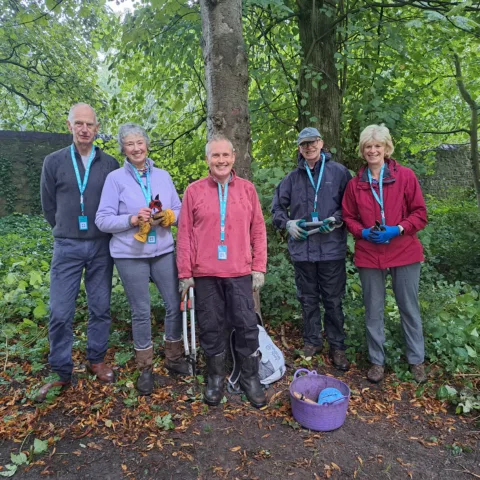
[358,263,425,366]
[115,252,182,350]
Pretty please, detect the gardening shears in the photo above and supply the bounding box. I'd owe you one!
[180,287,197,375]
[302,219,343,236]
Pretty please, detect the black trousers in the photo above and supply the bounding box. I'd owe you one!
[194,276,259,357]
[293,259,347,350]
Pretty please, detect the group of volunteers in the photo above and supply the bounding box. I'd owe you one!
[36,102,428,406]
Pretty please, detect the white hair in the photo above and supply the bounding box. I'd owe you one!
[68,103,98,124]
[118,123,151,153]
[205,134,235,157]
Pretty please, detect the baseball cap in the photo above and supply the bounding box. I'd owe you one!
[297,127,322,145]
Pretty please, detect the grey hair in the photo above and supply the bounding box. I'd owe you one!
[205,134,235,157]
[68,103,98,124]
[358,124,395,158]
[118,123,151,153]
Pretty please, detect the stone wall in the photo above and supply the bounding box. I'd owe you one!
[0,131,72,216]
[419,144,474,197]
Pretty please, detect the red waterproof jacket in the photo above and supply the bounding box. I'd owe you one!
[177,170,267,278]
[342,158,427,269]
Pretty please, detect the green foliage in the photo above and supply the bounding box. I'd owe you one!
[422,191,480,284]
[0,0,110,131]
[0,437,49,477]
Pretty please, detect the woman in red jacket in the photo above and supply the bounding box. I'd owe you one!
[342,124,427,383]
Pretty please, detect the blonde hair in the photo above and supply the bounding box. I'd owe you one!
[358,124,394,158]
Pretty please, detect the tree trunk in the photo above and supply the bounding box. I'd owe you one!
[199,0,252,180]
[297,0,342,162]
[454,54,480,209]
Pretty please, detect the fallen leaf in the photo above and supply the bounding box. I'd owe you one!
[230,446,241,452]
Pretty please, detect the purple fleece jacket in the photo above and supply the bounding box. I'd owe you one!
[95,158,181,258]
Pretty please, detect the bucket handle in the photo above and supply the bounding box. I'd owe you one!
[293,368,317,379]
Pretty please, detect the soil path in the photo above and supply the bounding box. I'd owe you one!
[1,353,478,479]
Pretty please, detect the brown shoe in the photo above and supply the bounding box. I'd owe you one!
[136,347,154,395]
[302,344,323,357]
[367,364,385,383]
[35,380,71,403]
[86,362,114,383]
[410,363,427,383]
[329,349,350,371]
[165,340,193,376]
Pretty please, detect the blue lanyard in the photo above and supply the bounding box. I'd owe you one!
[218,182,228,243]
[367,163,386,225]
[132,163,151,206]
[305,153,325,212]
[70,144,95,215]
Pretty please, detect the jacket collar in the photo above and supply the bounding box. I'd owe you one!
[124,157,154,179]
[207,168,237,186]
[357,158,398,187]
[297,151,332,171]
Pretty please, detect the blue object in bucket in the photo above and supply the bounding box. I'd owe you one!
[317,387,344,405]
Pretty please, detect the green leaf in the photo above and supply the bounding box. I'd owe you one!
[33,438,49,455]
[0,464,18,477]
[10,452,27,465]
[465,345,477,358]
[33,302,47,319]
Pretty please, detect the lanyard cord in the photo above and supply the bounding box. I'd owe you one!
[305,153,325,212]
[70,144,95,215]
[367,163,386,225]
[131,163,151,206]
[218,182,228,243]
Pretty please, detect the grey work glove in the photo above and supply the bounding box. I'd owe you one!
[318,216,337,234]
[179,277,195,294]
[252,271,265,291]
[286,219,308,241]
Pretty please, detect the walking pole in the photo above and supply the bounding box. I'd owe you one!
[189,287,197,375]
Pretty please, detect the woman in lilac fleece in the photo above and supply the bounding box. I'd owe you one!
[96,123,191,395]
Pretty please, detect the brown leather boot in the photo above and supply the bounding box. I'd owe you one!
[165,340,193,376]
[134,218,151,243]
[136,347,154,395]
[35,379,71,403]
[86,362,114,383]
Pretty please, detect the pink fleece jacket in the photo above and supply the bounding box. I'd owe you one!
[177,171,267,278]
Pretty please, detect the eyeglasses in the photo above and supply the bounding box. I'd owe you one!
[73,121,96,129]
[300,140,319,148]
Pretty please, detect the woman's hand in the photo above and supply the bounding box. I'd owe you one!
[137,207,152,222]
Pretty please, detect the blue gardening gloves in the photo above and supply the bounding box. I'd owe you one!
[363,224,401,244]
[286,219,308,240]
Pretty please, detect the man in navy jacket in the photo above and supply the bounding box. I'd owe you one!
[271,128,352,370]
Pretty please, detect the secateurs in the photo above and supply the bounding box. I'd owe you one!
[180,287,197,375]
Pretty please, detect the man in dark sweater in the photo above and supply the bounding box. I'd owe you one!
[37,103,119,402]
[271,127,352,371]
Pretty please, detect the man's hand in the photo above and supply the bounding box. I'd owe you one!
[286,219,308,241]
[151,209,175,227]
[137,207,152,222]
[370,225,400,244]
[179,277,195,294]
[252,271,265,291]
[318,217,336,234]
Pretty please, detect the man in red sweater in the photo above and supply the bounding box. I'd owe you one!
[177,135,267,408]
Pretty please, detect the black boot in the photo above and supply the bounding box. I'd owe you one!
[136,347,154,396]
[239,351,266,408]
[204,351,226,406]
[165,340,193,376]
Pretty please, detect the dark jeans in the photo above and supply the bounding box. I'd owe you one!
[48,238,113,381]
[194,276,259,357]
[115,253,182,350]
[293,259,347,350]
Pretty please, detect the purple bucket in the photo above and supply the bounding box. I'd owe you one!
[289,369,350,431]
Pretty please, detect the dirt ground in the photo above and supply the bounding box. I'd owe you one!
[1,339,479,480]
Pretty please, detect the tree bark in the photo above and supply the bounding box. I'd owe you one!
[454,53,480,209]
[199,0,252,180]
[297,0,341,162]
